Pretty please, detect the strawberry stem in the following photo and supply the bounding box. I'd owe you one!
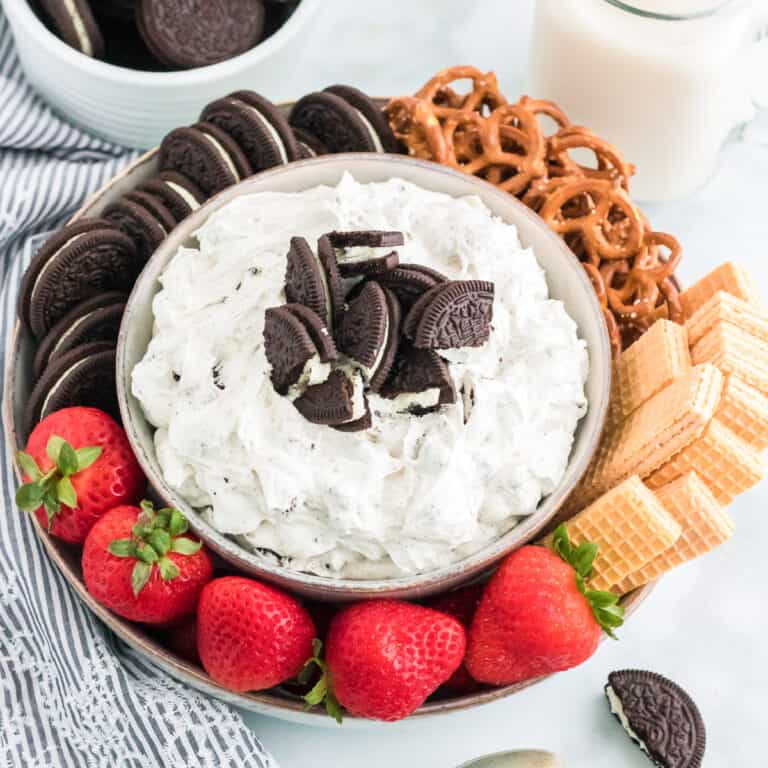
[107,501,202,597]
[15,436,102,530]
[551,523,625,638]
[301,639,344,724]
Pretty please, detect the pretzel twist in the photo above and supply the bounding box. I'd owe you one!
[386,66,684,355]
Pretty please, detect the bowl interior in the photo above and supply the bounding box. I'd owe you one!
[117,154,611,601]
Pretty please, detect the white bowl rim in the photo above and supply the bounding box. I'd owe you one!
[6,0,320,86]
[117,153,611,598]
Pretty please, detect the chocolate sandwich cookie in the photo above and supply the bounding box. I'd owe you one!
[381,345,456,411]
[290,91,388,154]
[324,85,399,153]
[124,190,178,231]
[293,369,355,426]
[402,283,443,339]
[201,91,302,170]
[103,196,170,263]
[136,0,266,70]
[408,280,495,349]
[284,237,333,330]
[139,172,206,222]
[263,306,322,396]
[38,0,105,58]
[26,342,118,438]
[338,282,401,391]
[292,127,328,158]
[18,220,139,340]
[284,304,338,363]
[377,264,447,310]
[327,230,404,249]
[33,292,126,379]
[606,670,706,768]
[337,250,399,278]
[158,123,253,197]
[332,404,372,433]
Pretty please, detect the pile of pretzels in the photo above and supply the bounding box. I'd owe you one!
[385,66,683,356]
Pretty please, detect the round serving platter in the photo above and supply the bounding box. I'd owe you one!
[2,103,655,727]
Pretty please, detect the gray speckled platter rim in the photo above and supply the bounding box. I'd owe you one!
[2,143,655,728]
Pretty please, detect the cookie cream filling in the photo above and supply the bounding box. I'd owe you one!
[164,181,201,212]
[605,686,650,756]
[133,174,588,578]
[352,109,385,153]
[240,104,289,165]
[29,233,88,307]
[41,358,90,415]
[63,0,93,56]
[201,133,241,182]
[49,310,96,356]
[286,356,331,401]
[382,388,442,414]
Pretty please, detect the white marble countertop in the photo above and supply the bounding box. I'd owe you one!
[240,1,767,765]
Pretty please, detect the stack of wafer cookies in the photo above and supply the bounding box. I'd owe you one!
[549,262,766,595]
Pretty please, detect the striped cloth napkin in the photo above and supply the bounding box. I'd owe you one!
[0,12,277,768]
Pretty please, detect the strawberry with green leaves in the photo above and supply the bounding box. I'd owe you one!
[16,407,145,543]
[465,525,625,686]
[303,600,466,722]
[82,501,213,625]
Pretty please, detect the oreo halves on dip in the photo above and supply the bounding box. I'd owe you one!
[284,236,334,330]
[605,670,706,768]
[293,369,354,426]
[327,230,405,249]
[376,264,447,311]
[18,219,139,340]
[411,280,495,349]
[263,306,327,396]
[201,91,302,170]
[380,345,456,412]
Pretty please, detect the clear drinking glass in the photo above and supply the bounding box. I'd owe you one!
[528,0,768,202]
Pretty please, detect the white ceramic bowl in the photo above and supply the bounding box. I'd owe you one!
[1,0,320,148]
[116,153,612,602]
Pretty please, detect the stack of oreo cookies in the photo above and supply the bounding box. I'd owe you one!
[17,219,143,435]
[33,0,301,71]
[264,230,494,432]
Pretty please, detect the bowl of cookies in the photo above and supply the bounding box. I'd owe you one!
[1,0,320,148]
[116,152,612,601]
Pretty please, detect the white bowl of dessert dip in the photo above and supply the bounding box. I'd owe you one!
[117,154,611,601]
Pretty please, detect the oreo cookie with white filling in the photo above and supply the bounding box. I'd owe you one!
[293,369,354,426]
[284,237,334,330]
[380,345,456,412]
[289,91,385,154]
[158,123,252,197]
[292,127,328,158]
[18,220,139,339]
[102,197,170,263]
[605,670,706,768]
[284,304,338,363]
[33,292,126,379]
[25,342,118,438]
[38,0,105,58]
[123,190,177,232]
[324,85,398,153]
[201,91,301,170]
[377,264,447,311]
[138,172,205,222]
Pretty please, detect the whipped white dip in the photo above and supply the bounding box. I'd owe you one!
[132,174,588,578]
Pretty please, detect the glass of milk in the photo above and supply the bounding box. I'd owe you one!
[529,0,768,202]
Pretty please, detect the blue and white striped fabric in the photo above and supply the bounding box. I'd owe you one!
[0,12,277,768]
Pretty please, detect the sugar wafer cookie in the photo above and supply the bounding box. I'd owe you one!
[686,290,768,347]
[681,262,760,318]
[567,364,723,512]
[645,419,764,505]
[612,472,734,595]
[691,322,768,395]
[716,375,768,452]
[542,476,681,593]
[609,319,690,426]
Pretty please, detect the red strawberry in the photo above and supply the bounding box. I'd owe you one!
[465,526,625,686]
[82,501,213,625]
[163,616,200,665]
[306,600,466,722]
[15,407,145,543]
[197,576,316,693]
[428,584,484,693]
